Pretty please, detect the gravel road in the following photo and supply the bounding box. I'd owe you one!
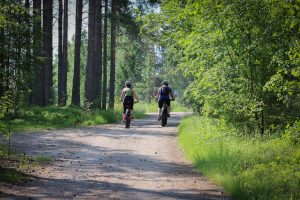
[0,112,228,200]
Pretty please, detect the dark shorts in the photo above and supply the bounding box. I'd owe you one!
[123,96,134,113]
[158,98,170,108]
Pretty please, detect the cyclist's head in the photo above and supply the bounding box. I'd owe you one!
[125,81,131,88]
[162,80,169,86]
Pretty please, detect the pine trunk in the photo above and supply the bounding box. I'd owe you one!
[62,0,68,105]
[85,0,96,104]
[109,0,117,109]
[57,0,63,105]
[71,0,83,106]
[0,27,4,98]
[93,0,102,107]
[25,0,33,105]
[101,0,108,110]
[42,0,53,106]
[32,0,42,105]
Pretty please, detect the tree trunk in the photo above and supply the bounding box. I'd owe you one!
[25,0,33,105]
[85,0,96,104]
[0,27,4,98]
[101,0,108,110]
[33,0,42,105]
[109,0,117,109]
[42,0,53,106]
[71,0,83,106]
[62,0,68,105]
[93,0,102,107]
[57,0,63,105]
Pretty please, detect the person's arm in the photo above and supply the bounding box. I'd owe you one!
[169,88,175,99]
[133,90,139,103]
[170,92,174,100]
[156,88,161,99]
[120,89,125,102]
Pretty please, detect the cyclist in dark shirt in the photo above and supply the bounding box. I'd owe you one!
[156,80,174,121]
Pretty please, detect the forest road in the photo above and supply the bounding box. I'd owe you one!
[0,112,229,200]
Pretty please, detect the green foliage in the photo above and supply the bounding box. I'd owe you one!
[283,120,300,145]
[142,0,300,134]
[179,116,300,199]
[0,0,38,105]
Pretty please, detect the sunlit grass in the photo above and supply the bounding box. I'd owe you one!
[179,115,300,200]
[34,155,51,165]
[135,101,191,113]
[4,103,147,133]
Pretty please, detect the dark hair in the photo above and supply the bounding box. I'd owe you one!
[125,81,131,88]
[162,80,169,86]
[126,84,132,88]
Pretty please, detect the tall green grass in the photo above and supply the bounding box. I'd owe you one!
[179,116,300,200]
[8,106,115,132]
[6,103,146,133]
[114,102,146,119]
[135,101,191,113]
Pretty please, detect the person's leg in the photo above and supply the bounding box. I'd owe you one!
[158,99,163,121]
[166,99,171,117]
[122,101,126,122]
[129,98,134,118]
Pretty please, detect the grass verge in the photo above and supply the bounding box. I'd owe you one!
[178,115,300,200]
[135,101,191,113]
[2,103,146,133]
[0,145,52,184]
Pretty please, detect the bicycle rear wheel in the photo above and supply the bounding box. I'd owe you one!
[125,109,131,128]
[161,107,167,126]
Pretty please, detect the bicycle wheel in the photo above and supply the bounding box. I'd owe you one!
[125,109,131,128]
[161,106,167,126]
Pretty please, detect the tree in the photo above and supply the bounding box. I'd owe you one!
[32,0,42,105]
[141,0,299,134]
[71,0,83,106]
[93,0,102,106]
[58,0,68,106]
[101,0,108,110]
[85,0,96,105]
[0,1,38,117]
[109,0,117,109]
[62,0,68,105]
[57,0,63,105]
[41,0,53,106]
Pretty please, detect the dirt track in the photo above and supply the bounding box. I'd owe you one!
[0,112,228,200]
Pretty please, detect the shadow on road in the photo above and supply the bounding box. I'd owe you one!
[0,112,227,200]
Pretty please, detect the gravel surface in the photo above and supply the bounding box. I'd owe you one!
[0,112,229,200]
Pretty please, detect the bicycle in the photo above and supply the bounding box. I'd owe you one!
[160,99,174,127]
[123,101,137,128]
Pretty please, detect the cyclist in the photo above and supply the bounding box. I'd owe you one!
[120,81,139,122]
[156,80,174,121]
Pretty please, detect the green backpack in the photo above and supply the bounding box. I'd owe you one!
[124,88,133,97]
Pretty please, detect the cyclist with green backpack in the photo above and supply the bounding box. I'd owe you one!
[156,80,175,121]
[120,81,139,122]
